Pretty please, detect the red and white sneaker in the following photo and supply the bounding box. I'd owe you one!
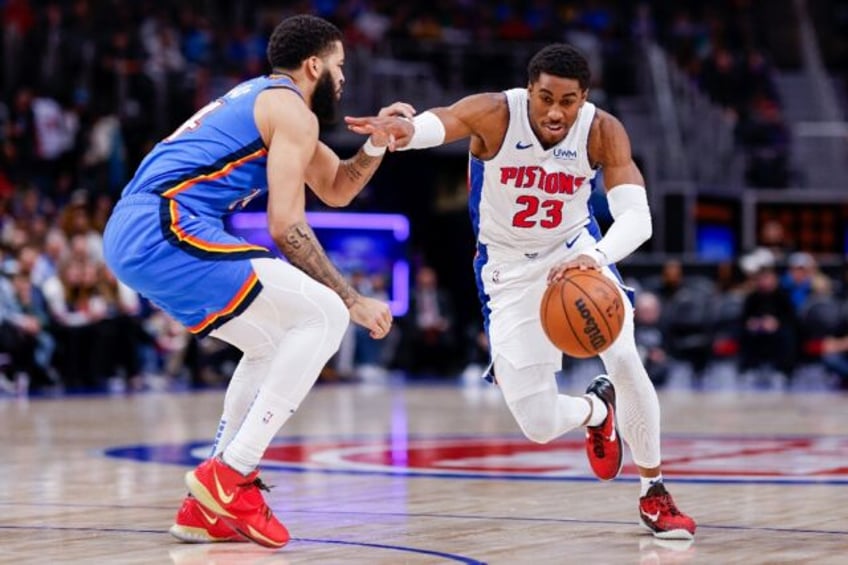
[169,495,246,543]
[584,375,623,481]
[639,482,697,540]
[185,457,290,549]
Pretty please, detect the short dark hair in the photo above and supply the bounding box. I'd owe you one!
[267,15,343,70]
[527,44,591,90]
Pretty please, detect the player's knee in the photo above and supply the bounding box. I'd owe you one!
[517,420,558,444]
[314,287,349,345]
[507,393,559,444]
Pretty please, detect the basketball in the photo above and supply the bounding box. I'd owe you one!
[540,269,625,358]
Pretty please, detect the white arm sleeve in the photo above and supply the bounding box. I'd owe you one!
[395,111,446,151]
[581,183,652,266]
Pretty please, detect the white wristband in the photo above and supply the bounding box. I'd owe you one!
[395,111,446,151]
[362,137,386,157]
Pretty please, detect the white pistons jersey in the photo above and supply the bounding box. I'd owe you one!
[468,88,597,260]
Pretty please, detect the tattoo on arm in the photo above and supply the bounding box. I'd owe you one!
[340,147,381,186]
[278,222,359,307]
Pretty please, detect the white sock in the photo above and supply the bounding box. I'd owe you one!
[210,360,266,457]
[222,390,298,475]
[585,393,608,427]
[640,474,663,496]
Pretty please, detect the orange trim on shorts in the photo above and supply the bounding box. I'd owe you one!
[188,272,260,335]
[161,147,267,198]
[168,200,267,253]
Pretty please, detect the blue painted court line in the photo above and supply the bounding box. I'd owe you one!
[0,525,486,563]
[1,502,845,538]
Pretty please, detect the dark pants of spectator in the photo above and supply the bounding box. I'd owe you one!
[822,353,848,386]
[399,328,458,376]
[0,321,52,389]
[53,316,141,390]
[739,328,797,376]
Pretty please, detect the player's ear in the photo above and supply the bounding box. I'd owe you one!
[306,56,322,80]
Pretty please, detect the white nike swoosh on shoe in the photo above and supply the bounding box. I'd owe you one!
[643,510,660,522]
[213,468,235,504]
[607,427,617,442]
[197,504,219,525]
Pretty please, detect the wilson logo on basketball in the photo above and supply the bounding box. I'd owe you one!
[575,297,606,349]
[540,270,624,358]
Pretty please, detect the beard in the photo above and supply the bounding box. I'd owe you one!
[311,71,340,126]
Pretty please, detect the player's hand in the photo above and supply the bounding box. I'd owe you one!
[547,254,601,283]
[348,296,393,339]
[377,101,416,119]
[345,113,415,151]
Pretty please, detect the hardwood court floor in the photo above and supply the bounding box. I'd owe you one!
[1,379,846,564]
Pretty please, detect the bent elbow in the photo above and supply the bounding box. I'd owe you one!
[324,194,353,208]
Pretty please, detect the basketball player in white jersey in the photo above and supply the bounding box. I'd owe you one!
[346,44,696,539]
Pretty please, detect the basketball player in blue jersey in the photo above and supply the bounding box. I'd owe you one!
[346,44,696,540]
[103,15,411,548]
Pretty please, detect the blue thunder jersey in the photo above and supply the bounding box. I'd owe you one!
[104,75,302,337]
[123,74,301,217]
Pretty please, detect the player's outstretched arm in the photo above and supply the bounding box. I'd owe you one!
[306,102,416,207]
[345,92,502,151]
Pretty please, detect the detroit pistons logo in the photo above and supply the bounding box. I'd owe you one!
[104,435,848,483]
[499,166,585,194]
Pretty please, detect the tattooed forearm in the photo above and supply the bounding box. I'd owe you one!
[340,147,381,186]
[278,222,359,307]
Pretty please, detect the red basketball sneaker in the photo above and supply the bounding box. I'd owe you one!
[169,495,246,543]
[584,375,623,481]
[185,457,290,549]
[639,482,697,540]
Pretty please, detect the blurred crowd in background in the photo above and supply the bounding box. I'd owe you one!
[1,0,847,395]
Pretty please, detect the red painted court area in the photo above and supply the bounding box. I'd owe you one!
[256,436,848,481]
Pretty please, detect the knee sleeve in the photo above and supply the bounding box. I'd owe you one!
[600,303,662,468]
[497,357,589,444]
[212,257,349,357]
[507,389,561,444]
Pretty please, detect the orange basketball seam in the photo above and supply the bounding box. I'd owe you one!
[569,271,623,337]
[580,271,625,325]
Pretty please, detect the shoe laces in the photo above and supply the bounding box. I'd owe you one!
[590,428,606,457]
[646,484,681,516]
[238,477,276,520]
[240,477,273,492]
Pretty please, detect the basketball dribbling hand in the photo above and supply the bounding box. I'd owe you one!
[349,296,394,339]
[547,254,601,284]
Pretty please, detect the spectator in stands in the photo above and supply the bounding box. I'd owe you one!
[739,262,798,379]
[821,319,848,389]
[782,251,832,311]
[398,264,457,374]
[649,258,684,300]
[634,291,670,387]
[758,219,794,264]
[0,260,56,392]
[738,97,791,188]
